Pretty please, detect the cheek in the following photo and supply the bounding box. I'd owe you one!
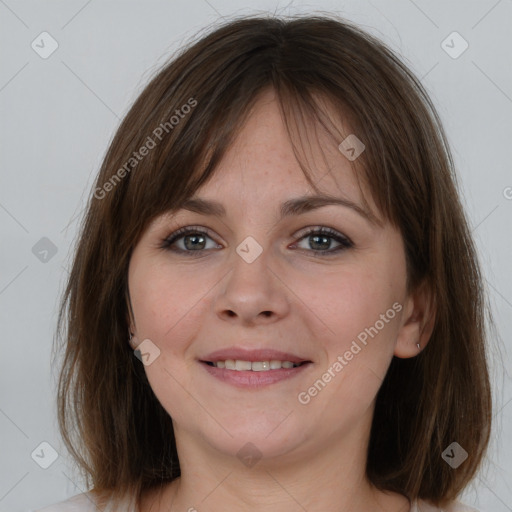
[291,255,406,417]
[293,271,403,423]
[130,259,202,344]
[129,260,208,420]
[293,260,404,350]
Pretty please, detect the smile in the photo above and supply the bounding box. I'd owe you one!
[204,359,307,371]
[199,360,312,388]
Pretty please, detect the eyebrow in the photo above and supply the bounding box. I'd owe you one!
[175,194,380,226]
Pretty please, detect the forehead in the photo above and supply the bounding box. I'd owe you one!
[190,89,378,220]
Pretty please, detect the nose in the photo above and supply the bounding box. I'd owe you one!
[214,242,290,326]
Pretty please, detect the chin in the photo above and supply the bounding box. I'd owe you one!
[197,418,309,462]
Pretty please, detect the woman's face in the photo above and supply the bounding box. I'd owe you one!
[128,90,416,464]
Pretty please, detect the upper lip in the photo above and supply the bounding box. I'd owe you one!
[200,347,311,364]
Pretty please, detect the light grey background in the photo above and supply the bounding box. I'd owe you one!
[1,1,511,511]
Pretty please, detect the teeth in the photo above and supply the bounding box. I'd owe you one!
[211,359,303,371]
[235,360,252,371]
[252,361,270,371]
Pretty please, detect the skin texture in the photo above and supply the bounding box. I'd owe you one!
[128,89,435,512]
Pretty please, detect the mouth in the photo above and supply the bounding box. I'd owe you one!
[201,359,310,371]
[198,348,313,388]
[198,347,313,389]
[199,360,313,388]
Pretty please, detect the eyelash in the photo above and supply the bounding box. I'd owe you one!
[159,225,354,257]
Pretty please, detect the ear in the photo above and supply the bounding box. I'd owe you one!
[127,325,140,350]
[126,314,139,350]
[394,279,436,358]
[125,287,138,349]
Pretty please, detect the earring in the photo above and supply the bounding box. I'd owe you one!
[417,343,421,350]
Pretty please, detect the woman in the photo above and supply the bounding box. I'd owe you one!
[35,13,491,512]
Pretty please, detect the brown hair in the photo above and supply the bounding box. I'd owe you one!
[54,13,493,511]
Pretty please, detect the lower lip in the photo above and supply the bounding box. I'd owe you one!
[199,361,312,388]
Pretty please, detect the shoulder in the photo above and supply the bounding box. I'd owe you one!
[413,498,481,511]
[32,492,97,512]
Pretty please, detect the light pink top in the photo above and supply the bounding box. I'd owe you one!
[32,492,481,512]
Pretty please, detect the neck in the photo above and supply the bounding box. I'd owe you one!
[141,411,411,512]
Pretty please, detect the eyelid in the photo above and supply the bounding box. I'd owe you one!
[293,225,353,245]
[161,225,220,246]
[160,224,353,256]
